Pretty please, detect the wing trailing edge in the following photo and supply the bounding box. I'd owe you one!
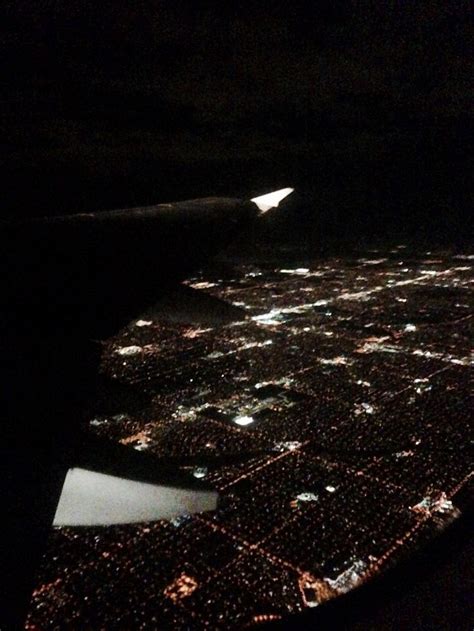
[53,467,218,526]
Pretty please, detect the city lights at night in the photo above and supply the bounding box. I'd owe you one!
[26,247,472,629]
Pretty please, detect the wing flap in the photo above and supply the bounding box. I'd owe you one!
[53,467,217,526]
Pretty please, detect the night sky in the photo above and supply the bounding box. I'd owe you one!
[1,2,473,243]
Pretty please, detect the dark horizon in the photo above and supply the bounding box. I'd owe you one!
[1,2,472,244]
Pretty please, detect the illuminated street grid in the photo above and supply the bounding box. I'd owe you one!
[28,248,473,629]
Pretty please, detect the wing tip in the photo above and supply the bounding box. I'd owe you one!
[251,187,295,214]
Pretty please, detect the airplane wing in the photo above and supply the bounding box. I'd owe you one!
[53,433,219,526]
[1,188,293,628]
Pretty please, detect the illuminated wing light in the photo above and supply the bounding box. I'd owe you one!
[53,468,218,526]
[251,187,294,214]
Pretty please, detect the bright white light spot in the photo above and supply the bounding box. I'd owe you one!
[252,311,283,326]
[325,485,336,493]
[404,324,417,332]
[354,402,375,415]
[234,415,255,426]
[415,383,432,395]
[206,351,224,359]
[135,319,153,327]
[279,268,309,275]
[193,467,208,479]
[190,281,217,289]
[413,349,435,358]
[320,356,352,366]
[133,441,149,451]
[296,492,318,502]
[256,378,294,391]
[89,418,107,427]
[115,345,142,356]
[251,187,294,213]
[358,258,387,265]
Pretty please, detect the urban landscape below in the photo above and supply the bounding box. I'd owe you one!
[27,245,473,630]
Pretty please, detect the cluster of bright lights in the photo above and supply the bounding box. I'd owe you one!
[296,492,318,502]
[354,402,375,416]
[273,441,301,452]
[252,299,331,327]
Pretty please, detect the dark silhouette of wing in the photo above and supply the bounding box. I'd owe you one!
[0,189,293,629]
